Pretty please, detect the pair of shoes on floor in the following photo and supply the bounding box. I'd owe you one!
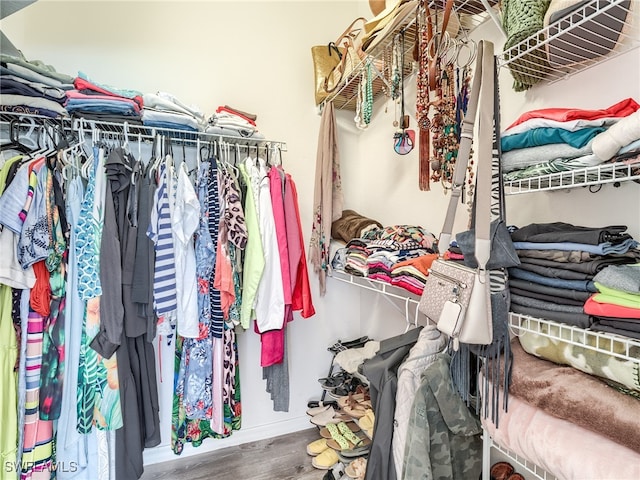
[336,389,371,419]
[322,422,371,453]
[309,406,354,427]
[320,371,367,398]
[309,438,339,470]
[490,462,525,480]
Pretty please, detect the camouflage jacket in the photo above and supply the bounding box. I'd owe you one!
[401,353,482,480]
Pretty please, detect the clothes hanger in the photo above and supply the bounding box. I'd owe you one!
[1,119,36,154]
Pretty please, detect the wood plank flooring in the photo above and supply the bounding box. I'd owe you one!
[140,428,327,480]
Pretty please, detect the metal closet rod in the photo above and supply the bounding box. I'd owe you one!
[0,112,288,152]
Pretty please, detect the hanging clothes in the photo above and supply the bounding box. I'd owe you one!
[75,147,123,432]
[57,174,99,480]
[247,156,285,334]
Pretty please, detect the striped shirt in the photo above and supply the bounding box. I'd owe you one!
[148,161,178,317]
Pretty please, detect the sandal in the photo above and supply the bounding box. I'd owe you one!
[310,407,353,427]
[341,391,372,419]
[338,422,366,447]
[325,423,352,451]
[336,388,370,410]
[319,371,350,391]
[328,336,370,354]
[320,422,360,439]
[345,458,367,480]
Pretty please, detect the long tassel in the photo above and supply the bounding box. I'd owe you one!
[419,127,430,191]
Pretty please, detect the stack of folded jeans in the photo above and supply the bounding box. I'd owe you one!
[0,53,73,118]
[142,92,205,132]
[65,71,143,123]
[508,222,640,328]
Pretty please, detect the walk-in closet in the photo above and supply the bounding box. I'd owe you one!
[1,1,639,479]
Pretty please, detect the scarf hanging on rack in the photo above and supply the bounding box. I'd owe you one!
[309,102,344,295]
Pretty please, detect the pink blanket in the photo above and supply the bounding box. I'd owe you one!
[482,377,640,480]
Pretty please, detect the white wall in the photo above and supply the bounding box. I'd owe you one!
[2,0,639,467]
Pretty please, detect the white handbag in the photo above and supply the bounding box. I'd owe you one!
[418,40,495,350]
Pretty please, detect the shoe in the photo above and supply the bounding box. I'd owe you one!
[320,421,360,439]
[328,336,370,354]
[345,458,367,480]
[343,402,371,419]
[490,462,515,480]
[310,407,354,427]
[307,438,329,456]
[312,448,340,470]
[324,423,371,452]
[308,399,339,409]
[307,404,331,417]
[357,409,375,438]
[338,444,370,460]
[336,389,369,410]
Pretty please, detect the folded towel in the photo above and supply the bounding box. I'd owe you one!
[593,110,640,161]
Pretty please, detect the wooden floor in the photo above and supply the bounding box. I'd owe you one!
[140,428,327,480]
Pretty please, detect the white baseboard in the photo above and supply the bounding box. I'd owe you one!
[142,415,312,466]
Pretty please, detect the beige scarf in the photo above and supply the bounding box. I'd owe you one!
[309,102,343,295]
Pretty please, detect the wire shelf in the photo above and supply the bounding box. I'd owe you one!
[329,268,422,306]
[503,158,640,194]
[487,433,558,480]
[323,0,496,110]
[498,0,639,87]
[0,111,288,151]
[509,313,640,364]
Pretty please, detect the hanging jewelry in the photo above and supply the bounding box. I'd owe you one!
[363,60,373,126]
[416,2,433,191]
[391,36,401,102]
[355,68,368,130]
[430,61,458,188]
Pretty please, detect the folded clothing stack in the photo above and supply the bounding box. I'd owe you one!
[66,72,144,123]
[206,105,264,139]
[501,98,640,182]
[0,53,74,118]
[142,91,205,132]
[508,221,640,328]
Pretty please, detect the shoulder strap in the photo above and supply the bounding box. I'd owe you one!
[438,40,494,270]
